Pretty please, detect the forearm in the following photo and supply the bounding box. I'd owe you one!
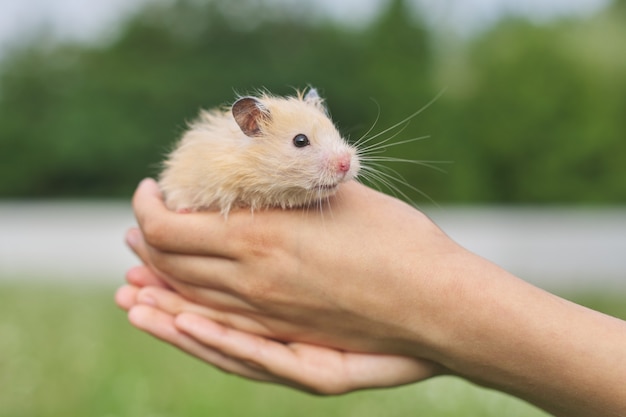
[423,254,626,417]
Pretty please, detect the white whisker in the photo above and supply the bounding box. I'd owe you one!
[359,157,451,174]
[349,90,448,208]
[359,168,418,207]
[356,123,413,153]
[358,135,431,153]
[354,88,447,149]
[352,99,381,148]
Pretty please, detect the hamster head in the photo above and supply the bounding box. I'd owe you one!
[231,88,360,208]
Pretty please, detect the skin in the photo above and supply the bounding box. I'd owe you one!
[117,178,626,416]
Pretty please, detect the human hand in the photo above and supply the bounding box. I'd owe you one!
[115,275,441,394]
[124,178,473,359]
[121,179,626,416]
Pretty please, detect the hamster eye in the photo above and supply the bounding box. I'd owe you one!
[293,134,310,148]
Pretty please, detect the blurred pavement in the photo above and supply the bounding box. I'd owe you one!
[1,202,625,291]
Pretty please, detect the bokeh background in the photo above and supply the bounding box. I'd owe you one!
[0,0,625,416]
[1,0,625,203]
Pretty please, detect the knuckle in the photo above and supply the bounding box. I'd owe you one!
[228,214,287,260]
[148,252,172,276]
[232,224,272,256]
[235,274,276,302]
[141,217,169,248]
[227,229,287,300]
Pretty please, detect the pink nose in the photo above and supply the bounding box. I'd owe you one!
[338,156,351,174]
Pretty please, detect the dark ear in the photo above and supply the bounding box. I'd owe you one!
[232,97,271,137]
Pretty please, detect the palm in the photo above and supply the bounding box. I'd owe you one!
[116,283,439,393]
[174,312,439,394]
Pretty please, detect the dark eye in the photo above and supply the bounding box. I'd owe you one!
[293,134,310,148]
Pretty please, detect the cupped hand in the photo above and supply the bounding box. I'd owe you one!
[119,179,626,416]
[116,281,441,394]
[125,178,471,359]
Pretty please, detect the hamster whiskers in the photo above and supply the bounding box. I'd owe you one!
[352,90,449,207]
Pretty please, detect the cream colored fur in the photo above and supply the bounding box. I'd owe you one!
[159,89,360,214]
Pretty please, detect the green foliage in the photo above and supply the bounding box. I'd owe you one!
[0,0,624,203]
[438,11,626,203]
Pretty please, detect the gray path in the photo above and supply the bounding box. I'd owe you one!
[1,202,625,291]
[1,201,137,285]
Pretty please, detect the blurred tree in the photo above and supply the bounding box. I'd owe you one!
[0,0,624,204]
[441,7,626,204]
[0,0,437,199]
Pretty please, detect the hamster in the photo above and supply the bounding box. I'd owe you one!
[159,88,360,214]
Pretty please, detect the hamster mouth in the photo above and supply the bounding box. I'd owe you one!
[315,183,339,191]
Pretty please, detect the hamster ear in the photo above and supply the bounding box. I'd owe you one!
[303,87,328,114]
[304,88,320,101]
[232,97,271,137]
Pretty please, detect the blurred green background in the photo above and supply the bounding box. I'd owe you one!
[1,0,624,204]
[1,1,625,416]
[0,283,624,417]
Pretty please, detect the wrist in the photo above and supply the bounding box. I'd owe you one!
[421,253,626,416]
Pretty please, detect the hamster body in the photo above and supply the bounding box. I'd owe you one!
[159,88,360,214]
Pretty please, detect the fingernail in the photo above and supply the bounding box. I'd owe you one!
[139,177,155,188]
[138,292,157,307]
[126,228,140,248]
[139,178,159,193]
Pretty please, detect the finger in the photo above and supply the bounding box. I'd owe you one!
[132,179,372,258]
[127,305,277,383]
[115,285,140,310]
[125,235,192,288]
[176,313,438,394]
[128,304,182,342]
[135,285,247,316]
[175,313,369,394]
[125,264,170,288]
[136,286,272,336]
[175,313,317,391]
[131,178,238,257]
[125,228,154,266]
[338,352,439,390]
[127,229,240,290]
[282,344,436,393]
[175,312,294,368]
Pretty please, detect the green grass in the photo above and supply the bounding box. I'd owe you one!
[1,283,624,417]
